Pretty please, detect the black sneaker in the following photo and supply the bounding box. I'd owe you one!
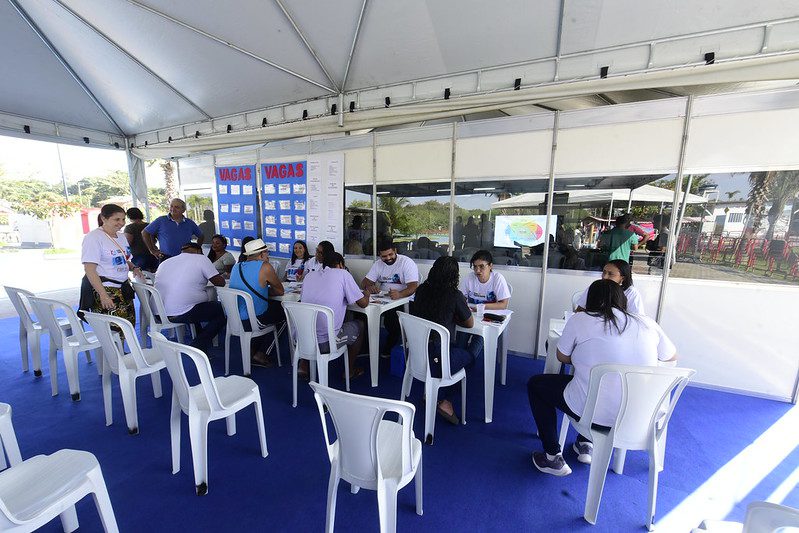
[573,441,593,464]
[532,452,572,476]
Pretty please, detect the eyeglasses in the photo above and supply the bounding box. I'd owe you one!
[472,263,490,270]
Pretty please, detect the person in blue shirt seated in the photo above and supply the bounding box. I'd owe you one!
[142,198,203,262]
[229,238,284,367]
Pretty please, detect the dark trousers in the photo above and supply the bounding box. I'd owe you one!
[169,301,227,353]
[429,342,480,400]
[383,307,401,353]
[527,374,591,455]
[242,305,286,353]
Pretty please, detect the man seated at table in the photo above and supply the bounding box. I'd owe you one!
[229,238,284,367]
[142,198,204,263]
[301,252,369,380]
[155,242,226,356]
[598,213,639,262]
[362,237,419,355]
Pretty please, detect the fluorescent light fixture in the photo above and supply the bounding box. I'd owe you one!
[436,188,451,193]
[376,191,390,195]
[473,187,496,191]
[566,184,584,188]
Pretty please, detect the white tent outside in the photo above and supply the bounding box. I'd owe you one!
[490,184,707,209]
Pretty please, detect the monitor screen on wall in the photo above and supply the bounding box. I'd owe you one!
[493,215,556,248]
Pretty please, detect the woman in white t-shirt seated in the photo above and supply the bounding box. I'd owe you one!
[207,234,235,277]
[284,240,311,282]
[298,240,334,280]
[527,279,677,477]
[575,259,644,315]
[457,250,512,354]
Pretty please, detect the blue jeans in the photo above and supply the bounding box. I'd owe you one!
[169,301,226,354]
[430,339,483,400]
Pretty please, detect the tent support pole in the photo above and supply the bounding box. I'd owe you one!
[448,123,457,256]
[535,111,559,356]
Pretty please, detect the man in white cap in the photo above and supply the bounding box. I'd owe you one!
[229,238,284,367]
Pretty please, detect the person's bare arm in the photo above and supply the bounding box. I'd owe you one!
[484,298,509,310]
[388,281,418,300]
[260,262,284,296]
[84,263,115,310]
[124,232,134,247]
[362,277,380,294]
[209,274,225,287]
[355,289,369,308]
[458,313,474,329]
[141,230,161,258]
[556,349,572,365]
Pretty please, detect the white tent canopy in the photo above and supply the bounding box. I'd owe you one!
[491,184,707,209]
[0,0,798,157]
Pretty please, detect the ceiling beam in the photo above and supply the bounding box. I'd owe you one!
[52,0,212,121]
[7,0,125,135]
[341,0,369,92]
[273,0,339,92]
[125,0,336,94]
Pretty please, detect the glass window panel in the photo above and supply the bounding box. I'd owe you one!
[344,185,372,257]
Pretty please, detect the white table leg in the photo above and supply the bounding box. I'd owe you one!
[483,331,497,423]
[545,332,562,375]
[368,308,380,387]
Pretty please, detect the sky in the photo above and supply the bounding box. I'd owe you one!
[0,135,165,187]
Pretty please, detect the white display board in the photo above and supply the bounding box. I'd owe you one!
[306,152,344,251]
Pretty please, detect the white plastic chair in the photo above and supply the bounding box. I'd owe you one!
[310,382,422,533]
[558,363,694,529]
[397,312,466,445]
[269,259,283,280]
[692,501,799,533]
[149,332,268,496]
[3,286,70,377]
[131,281,191,346]
[84,312,166,435]
[27,296,102,402]
[216,287,282,377]
[0,404,22,471]
[282,301,350,408]
[571,289,584,311]
[0,448,119,532]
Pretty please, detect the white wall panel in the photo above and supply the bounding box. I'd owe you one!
[455,131,552,179]
[376,140,452,183]
[685,108,799,173]
[215,151,258,167]
[555,118,683,176]
[178,155,215,187]
[344,147,373,185]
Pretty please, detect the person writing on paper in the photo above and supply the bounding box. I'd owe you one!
[284,240,311,282]
[527,279,677,476]
[411,256,480,425]
[300,252,369,380]
[362,237,419,355]
[299,240,334,280]
[229,239,285,368]
[207,234,235,277]
[574,259,644,315]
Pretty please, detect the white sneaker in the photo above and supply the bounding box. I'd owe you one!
[573,441,593,464]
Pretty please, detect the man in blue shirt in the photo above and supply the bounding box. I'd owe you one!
[142,198,203,261]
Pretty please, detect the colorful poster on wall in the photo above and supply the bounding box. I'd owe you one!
[493,214,557,248]
[261,161,306,258]
[215,165,258,251]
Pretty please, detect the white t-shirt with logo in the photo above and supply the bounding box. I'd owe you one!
[557,309,676,426]
[155,253,219,316]
[576,285,644,315]
[301,267,365,342]
[460,271,511,305]
[365,254,419,292]
[304,257,321,274]
[81,228,131,285]
[285,258,307,282]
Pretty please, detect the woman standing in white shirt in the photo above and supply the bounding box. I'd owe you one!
[528,279,677,476]
[80,203,141,325]
[575,259,645,315]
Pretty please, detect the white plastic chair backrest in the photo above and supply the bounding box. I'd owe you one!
[743,501,799,533]
[141,270,156,283]
[282,301,336,359]
[149,331,226,413]
[83,311,152,373]
[269,259,283,279]
[28,297,88,349]
[397,311,454,381]
[576,364,695,451]
[310,382,416,485]
[3,286,36,330]
[571,289,583,311]
[216,287,262,335]
[134,282,170,325]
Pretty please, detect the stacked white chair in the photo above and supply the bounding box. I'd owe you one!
[558,363,694,529]
[282,301,350,408]
[310,382,422,533]
[0,404,22,471]
[27,296,101,402]
[131,281,192,346]
[84,312,166,435]
[3,286,71,377]
[149,332,268,496]
[216,287,282,377]
[397,312,466,445]
[692,501,799,532]
[0,406,119,532]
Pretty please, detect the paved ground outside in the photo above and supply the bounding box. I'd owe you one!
[0,249,82,318]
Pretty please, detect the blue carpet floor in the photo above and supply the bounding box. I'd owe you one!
[0,313,796,532]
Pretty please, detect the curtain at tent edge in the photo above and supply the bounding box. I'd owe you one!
[126,151,149,218]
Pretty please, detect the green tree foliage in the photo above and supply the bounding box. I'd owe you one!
[0,179,81,219]
[69,171,130,207]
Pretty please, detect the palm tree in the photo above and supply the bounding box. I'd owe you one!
[744,171,774,238]
[764,170,799,240]
[724,190,740,201]
[378,196,410,234]
[145,159,179,209]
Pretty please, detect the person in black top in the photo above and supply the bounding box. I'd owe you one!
[411,255,480,424]
[124,207,158,272]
